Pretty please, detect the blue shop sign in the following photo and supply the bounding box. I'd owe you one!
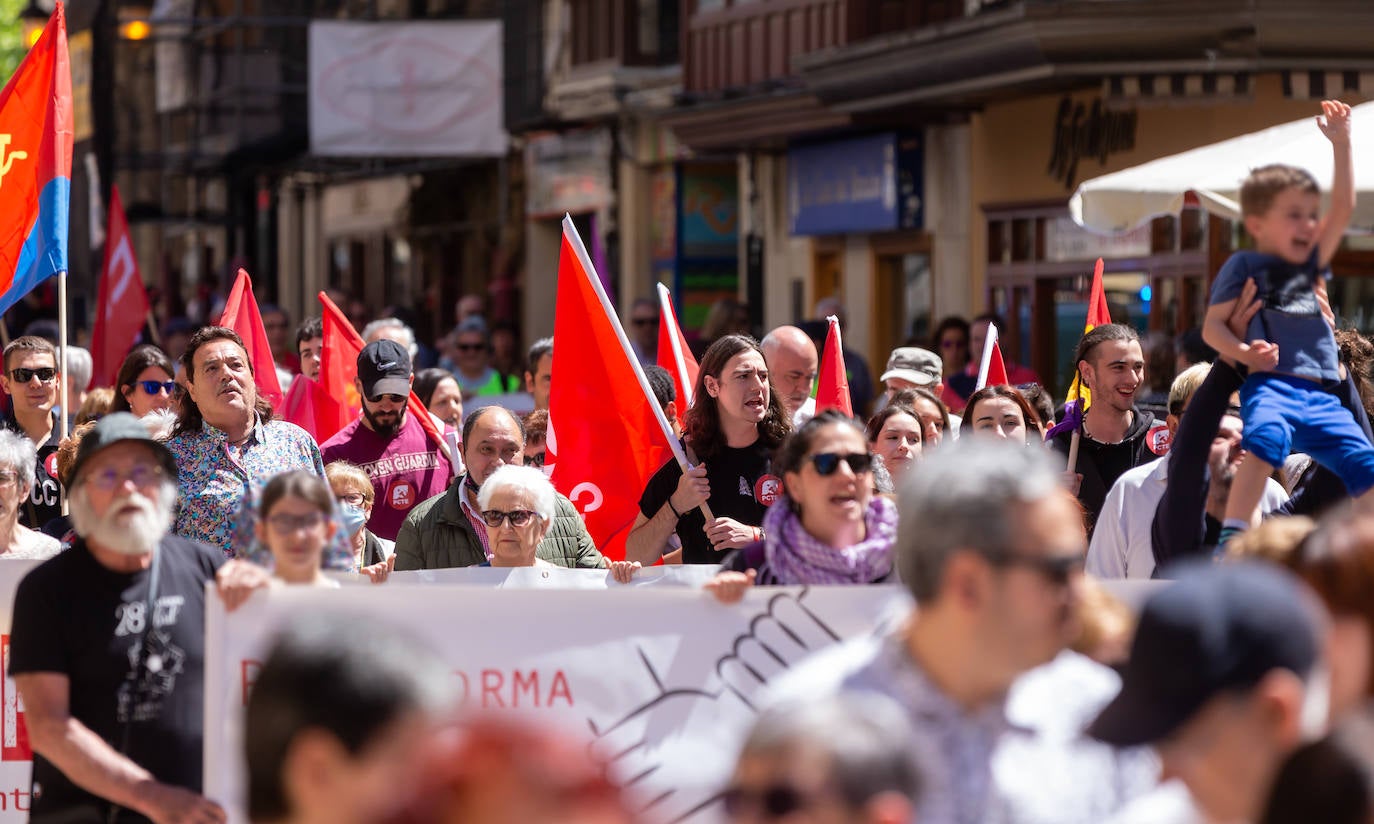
[787,132,923,236]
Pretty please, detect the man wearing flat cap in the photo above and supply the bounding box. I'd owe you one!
[8,413,271,823]
[1090,561,1326,823]
[321,339,453,543]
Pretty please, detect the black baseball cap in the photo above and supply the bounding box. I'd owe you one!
[357,339,412,398]
[68,412,179,485]
[1087,561,1320,748]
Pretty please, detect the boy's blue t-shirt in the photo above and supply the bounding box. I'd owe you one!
[1208,248,1339,382]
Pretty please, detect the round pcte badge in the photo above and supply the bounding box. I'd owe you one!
[1147,421,1172,456]
[389,479,416,510]
[754,474,783,506]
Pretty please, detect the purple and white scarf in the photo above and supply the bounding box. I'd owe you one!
[762,495,898,585]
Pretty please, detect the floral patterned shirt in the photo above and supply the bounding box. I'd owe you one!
[165,416,348,568]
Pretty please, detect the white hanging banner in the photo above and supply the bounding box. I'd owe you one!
[204,575,911,824]
[308,20,508,158]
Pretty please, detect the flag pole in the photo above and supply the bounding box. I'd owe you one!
[656,282,693,408]
[975,324,998,392]
[562,215,715,522]
[57,270,68,442]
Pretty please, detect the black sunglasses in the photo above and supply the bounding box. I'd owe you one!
[367,393,407,405]
[632,317,659,327]
[808,452,874,476]
[455,343,486,352]
[990,551,1085,586]
[138,380,177,395]
[10,367,55,383]
[721,784,812,818]
[481,509,537,528]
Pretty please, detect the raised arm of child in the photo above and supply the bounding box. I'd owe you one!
[1203,298,1279,373]
[1317,99,1354,268]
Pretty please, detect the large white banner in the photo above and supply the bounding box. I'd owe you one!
[0,560,40,821]
[204,570,912,824]
[308,20,508,157]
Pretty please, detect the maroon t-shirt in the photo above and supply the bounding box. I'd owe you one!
[320,413,454,541]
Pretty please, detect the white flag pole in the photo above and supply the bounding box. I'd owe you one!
[561,216,714,521]
[975,323,998,392]
[656,282,694,408]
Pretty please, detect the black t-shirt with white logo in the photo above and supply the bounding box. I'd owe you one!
[639,438,779,564]
[9,535,223,822]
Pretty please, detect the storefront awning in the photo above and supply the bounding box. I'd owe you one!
[1069,100,1374,234]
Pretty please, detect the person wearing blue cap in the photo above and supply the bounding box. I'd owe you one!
[1089,561,1328,823]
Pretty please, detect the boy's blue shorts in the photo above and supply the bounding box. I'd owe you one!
[1241,372,1374,497]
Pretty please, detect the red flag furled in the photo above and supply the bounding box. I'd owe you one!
[315,291,446,454]
[0,4,72,318]
[655,282,698,428]
[217,268,284,407]
[974,323,1010,391]
[90,185,148,388]
[814,315,853,417]
[548,219,674,562]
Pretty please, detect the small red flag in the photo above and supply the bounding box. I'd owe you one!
[814,315,853,417]
[655,283,698,428]
[217,268,283,407]
[279,373,346,443]
[548,221,673,561]
[316,291,446,453]
[975,323,1010,391]
[90,185,148,388]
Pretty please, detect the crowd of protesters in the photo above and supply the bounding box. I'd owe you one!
[6,99,1374,823]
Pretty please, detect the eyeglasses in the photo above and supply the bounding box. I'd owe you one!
[367,393,406,405]
[336,492,367,507]
[526,451,546,468]
[989,551,1085,586]
[138,380,177,396]
[631,318,659,327]
[0,470,19,487]
[83,464,164,491]
[267,511,326,533]
[481,509,537,528]
[455,343,486,353]
[721,784,817,818]
[808,452,874,476]
[10,367,56,384]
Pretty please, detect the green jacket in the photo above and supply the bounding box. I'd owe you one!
[393,482,605,571]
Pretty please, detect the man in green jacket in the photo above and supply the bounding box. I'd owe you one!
[394,406,605,571]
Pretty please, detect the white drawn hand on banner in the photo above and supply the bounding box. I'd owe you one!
[586,589,843,823]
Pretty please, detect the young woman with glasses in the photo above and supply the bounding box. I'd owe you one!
[110,344,178,418]
[256,471,341,587]
[706,411,898,602]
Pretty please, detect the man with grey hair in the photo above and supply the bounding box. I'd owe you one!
[9,412,271,823]
[63,345,92,415]
[362,317,418,361]
[0,429,60,558]
[446,316,519,399]
[760,326,818,426]
[771,439,1157,823]
[726,693,921,824]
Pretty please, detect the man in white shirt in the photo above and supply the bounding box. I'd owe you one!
[1087,363,1287,579]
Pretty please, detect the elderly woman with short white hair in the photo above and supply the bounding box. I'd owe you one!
[477,465,640,581]
[0,431,61,559]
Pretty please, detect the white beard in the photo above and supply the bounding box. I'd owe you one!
[69,481,176,556]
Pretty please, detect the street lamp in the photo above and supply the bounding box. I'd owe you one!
[19,0,48,49]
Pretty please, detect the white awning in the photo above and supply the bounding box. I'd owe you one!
[1070,100,1374,234]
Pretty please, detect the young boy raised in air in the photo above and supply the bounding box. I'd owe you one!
[1203,100,1374,544]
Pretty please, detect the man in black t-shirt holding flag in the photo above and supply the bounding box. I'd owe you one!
[8,413,270,823]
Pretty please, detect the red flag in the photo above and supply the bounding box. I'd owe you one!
[0,3,72,317]
[316,292,446,453]
[217,268,284,407]
[548,222,673,562]
[279,373,346,443]
[975,323,1010,391]
[655,283,698,428]
[90,185,148,388]
[814,315,852,417]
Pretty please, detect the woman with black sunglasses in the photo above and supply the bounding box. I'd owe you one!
[706,410,898,602]
[110,344,178,418]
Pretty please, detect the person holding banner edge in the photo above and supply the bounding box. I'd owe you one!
[628,335,790,566]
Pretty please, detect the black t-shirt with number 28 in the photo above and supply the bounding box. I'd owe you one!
[9,535,224,823]
[638,438,781,565]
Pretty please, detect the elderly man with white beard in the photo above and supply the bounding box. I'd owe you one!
[8,412,271,824]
